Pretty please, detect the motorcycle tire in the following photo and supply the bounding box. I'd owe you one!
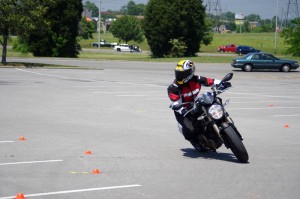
[223,126,249,163]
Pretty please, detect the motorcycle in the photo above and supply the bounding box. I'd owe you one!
[170,73,249,163]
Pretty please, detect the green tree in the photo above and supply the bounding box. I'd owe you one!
[0,0,16,63]
[102,10,117,20]
[19,0,83,57]
[79,18,96,39]
[225,21,237,31]
[202,19,213,46]
[169,38,187,57]
[84,1,99,17]
[281,18,300,56]
[109,15,144,43]
[245,14,261,22]
[223,11,235,21]
[143,0,206,57]
[0,0,47,63]
[256,19,273,32]
[120,1,146,15]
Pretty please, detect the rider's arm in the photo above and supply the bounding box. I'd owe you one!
[168,83,187,115]
[168,83,180,101]
[197,76,220,86]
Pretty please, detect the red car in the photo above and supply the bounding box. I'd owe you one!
[217,44,237,52]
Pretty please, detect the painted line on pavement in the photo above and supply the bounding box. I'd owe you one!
[15,68,96,82]
[0,160,63,166]
[0,184,142,199]
[16,68,164,87]
[93,91,163,94]
[228,91,300,100]
[0,141,14,144]
[230,101,299,104]
[16,68,76,79]
[146,98,168,100]
[228,107,300,110]
[273,114,300,117]
[116,95,147,97]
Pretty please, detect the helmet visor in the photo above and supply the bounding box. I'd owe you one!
[175,69,192,82]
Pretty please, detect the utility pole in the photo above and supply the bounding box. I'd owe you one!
[275,0,279,51]
[98,1,101,52]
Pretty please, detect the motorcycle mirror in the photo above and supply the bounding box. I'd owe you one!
[221,73,233,82]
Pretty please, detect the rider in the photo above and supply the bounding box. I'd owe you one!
[167,60,223,147]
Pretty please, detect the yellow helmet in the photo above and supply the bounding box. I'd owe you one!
[175,60,195,84]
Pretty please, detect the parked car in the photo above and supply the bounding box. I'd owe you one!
[235,45,260,55]
[113,44,132,52]
[92,39,105,47]
[231,52,299,72]
[109,42,118,47]
[217,44,236,52]
[113,44,142,52]
[92,40,118,48]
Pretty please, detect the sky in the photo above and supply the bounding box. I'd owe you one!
[86,0,299,19]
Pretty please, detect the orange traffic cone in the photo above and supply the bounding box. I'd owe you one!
[85,150,92,155]
[92,169,101,174]
[284,124,289,128]
[15,193,25,199]
[19,137,26,141]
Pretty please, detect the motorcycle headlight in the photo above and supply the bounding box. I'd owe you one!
[208,104,224,120]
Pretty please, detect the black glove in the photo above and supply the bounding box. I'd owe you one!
[218,82,231,90]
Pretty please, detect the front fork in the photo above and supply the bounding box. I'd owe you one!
[209,112,242,141]
[225,112,244,140]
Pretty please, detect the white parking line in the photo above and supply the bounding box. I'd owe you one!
[273,114,300,117]
[93,91,163,94]
[0,141,14,144]
[116,95,147,97]
[0,184,142,199]
[146,98,168,100]
[0,160,63,166]
[16,68,75,79]
[230,101,299,104]
[16,68,165,88]
[228,107,300,110]
[228,92,300,100]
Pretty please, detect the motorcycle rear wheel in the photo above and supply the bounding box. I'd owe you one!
[223,126,249,163]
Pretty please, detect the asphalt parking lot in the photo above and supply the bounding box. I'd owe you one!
[1,59,300,198]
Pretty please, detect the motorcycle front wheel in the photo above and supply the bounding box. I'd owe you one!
[223,126,249,163]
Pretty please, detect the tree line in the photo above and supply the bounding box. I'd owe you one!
[1,0,300,64]
[0,0,83,63]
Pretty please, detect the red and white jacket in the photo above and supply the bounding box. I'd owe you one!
[168,75,220,114]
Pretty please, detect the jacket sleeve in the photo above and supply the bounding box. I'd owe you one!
[197,76,221,86]
[168,83,186,114]
[167,83,181,101]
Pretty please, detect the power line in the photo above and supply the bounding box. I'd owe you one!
[282,0,299,27]
[204,0,222,18]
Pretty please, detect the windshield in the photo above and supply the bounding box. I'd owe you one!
[197,92,214,105]
[243,54,253,59]
[270,54,280,60]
